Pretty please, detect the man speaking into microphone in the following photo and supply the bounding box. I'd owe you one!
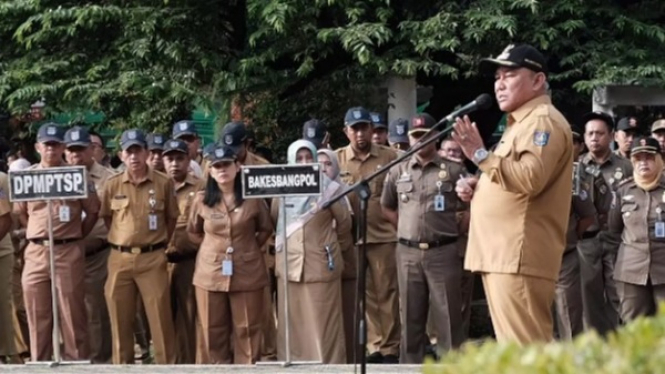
[453,44,573,344]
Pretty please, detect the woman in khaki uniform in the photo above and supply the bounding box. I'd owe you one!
[188,145,273,364]
[609,137,665,321]
[274,140,353,364]
[317,148,357,363]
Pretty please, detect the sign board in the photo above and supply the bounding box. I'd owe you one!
[9,166,88,202]
[241,164,322,198]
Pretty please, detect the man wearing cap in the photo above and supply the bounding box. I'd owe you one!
[146,133,166,173]
[579,111,632,334]
[336,106,400,363]
[554,124,598,340]
[651,119,665,158]
[101,129,178,364]
[64,126,116,363]
[219,121,276,360]
[388,118,410,152]
[453,44,573,343]
[371,112,389,147]
[381,113,467,362]
[15,123,100,361]
[172,121,204,178]
[303,119,330,150]
[614,117,640,159]
[162,139,203,363]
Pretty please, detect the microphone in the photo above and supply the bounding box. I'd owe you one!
[442,93,493,123]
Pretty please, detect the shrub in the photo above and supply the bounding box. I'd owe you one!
[425,305,665,374]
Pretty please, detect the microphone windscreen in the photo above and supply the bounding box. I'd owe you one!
[475,93,493,110]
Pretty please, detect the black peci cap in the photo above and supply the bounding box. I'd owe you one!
[480,44,548,75]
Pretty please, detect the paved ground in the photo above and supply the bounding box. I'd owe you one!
[0,364,428,373]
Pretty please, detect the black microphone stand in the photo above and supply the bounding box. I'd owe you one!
[322,114,463,374]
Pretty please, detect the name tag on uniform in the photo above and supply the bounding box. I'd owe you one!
[222,259,233,276]
[59,206,71,222]
[434,195,445,212]
[656,222,665,238]
[149,214,158,231]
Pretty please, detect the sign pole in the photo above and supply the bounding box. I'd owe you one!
[47,199,62,365]
[281,196,292,367]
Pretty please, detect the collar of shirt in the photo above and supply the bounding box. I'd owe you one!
[408,154,442,169]
[345,143,379,162]
[507,95,552,126]
[88,161,107,179]
[582,151,618,167]
[121,168,154,184]
[176,174,200,192]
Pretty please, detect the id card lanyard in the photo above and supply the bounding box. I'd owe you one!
[222,247,234,276]
[148,189,158,231]
[656,207,665,238]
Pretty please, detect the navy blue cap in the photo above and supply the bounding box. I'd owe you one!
[302,119,327,148]
[146,133,166,151]
[162,139,188,155]
[120,129,147,150]
[37,123,65,143]
[410,113,437,134]
[370,112,387,129]
[210,145,237,165]
[64,126,91,147]
[344,107,372,126]
[388,118,409,144]
[172,120,197,139]
[203,143,216,160]
[219,121,247,152]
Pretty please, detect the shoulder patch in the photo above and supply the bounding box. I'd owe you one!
[617,177,636,189]
[533,131,550,146]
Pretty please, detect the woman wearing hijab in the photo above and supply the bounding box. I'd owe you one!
[274,140,353,363]
[188,145,273,364]
[609,137,665,321]
[317,148,357,363]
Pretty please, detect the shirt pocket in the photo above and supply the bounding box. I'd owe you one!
[396,182,414,203]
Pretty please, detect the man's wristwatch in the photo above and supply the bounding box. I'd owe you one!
[473,148,489,165]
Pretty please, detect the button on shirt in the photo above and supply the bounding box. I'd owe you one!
[336,144,397,244]
[609,178,665,286]
[382,155,466,241]
[100,169,179,246]
[465,95,574,281]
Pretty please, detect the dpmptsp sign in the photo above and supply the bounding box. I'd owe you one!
[241,164,322,198]
[9,166,88,202]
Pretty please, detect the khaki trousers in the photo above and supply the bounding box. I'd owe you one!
[168,260,197,364]
[12,254,28,355]
[397,243,463,363]
[482,273,556,344]
[105,249,175,364]
[554,250,583,340]
[84,248,111,363]
[196,287,264,364]
[22,242,89,361]
[578,235,620,334]
[0,253,16,356]
[260,268,277,361]
[364,242,400,356]
[341,277,357,363]
[617,280,665,322]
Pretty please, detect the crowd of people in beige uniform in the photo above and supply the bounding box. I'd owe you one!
[1,43,665,365]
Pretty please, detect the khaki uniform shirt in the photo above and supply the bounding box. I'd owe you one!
[382,155,466,241]
[188,193,272,292]
[168,174,203,257]
[609,177,665,285]
[274,196,353,283]
[0,173,13,257]
[566,183,597,252]
[465,95,574,281]
[100,169,179,246]
[15,164,100,241]
[83,162,116,246]
[336,144,397,244]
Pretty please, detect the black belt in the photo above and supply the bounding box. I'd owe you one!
[111,242,167,254]
[398,236,457,250]
[581,230,600,240]
[29,238,79,246]
[86,240,109,258]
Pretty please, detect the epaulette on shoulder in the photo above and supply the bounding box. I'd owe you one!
[532,102,551,117]
[107,172,123,181]
[618,177,635,188]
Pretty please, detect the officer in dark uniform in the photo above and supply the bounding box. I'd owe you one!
[381,113,467,362]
